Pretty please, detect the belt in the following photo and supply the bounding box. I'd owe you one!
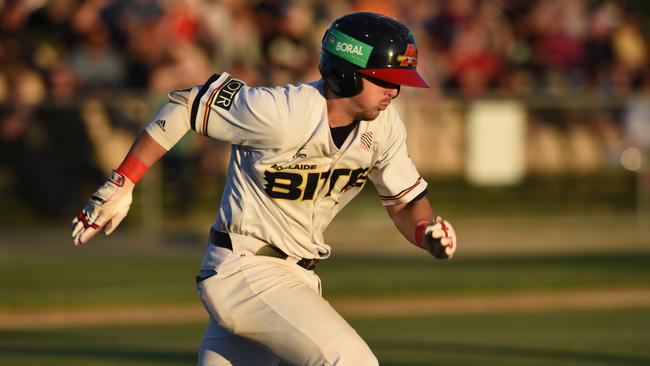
[208,229,319,270]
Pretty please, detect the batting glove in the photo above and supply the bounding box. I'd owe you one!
[71,171,134,246]
[416,216,457,259]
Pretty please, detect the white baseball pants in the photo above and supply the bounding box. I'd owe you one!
[196,253,378,366]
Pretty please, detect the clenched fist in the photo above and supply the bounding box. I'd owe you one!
[71,171,134,246]
[417,216,457,259]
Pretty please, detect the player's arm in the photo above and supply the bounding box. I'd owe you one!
[123,131,167,167]
[71,99,191,246]
[385,196,457,259]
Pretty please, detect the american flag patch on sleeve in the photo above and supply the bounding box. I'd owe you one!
[360,131,373,151]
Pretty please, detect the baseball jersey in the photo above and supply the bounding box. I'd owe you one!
[145,72,427,260]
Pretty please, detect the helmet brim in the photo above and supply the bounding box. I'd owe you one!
[358,68,430,88]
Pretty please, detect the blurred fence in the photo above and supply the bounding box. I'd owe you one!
[1,89,649,225]
[398,89,649,177]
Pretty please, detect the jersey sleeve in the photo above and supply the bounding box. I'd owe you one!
[186,73,314,149]
[143,90,192,151]
[368,107,428,206]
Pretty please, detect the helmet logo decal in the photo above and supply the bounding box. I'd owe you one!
[336,42,364,56]
[398,44,418,67]
[323,29,373,68]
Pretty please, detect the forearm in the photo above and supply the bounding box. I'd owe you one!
[385,198,434,247]
[386,197,457,259]
[123,131,167,167]
[118,99,192,183]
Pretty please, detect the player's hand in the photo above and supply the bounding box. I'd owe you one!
[422,216,457,259]
[71,171,134,246]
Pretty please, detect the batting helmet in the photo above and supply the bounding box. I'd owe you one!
[318,12,430,97]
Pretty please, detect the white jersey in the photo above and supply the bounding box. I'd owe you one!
[145,72,427,260]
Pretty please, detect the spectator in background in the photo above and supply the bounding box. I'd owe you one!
[0,65,101,217]
[101,0,167,90]
[584,1,617,96]
[23,0,78,58]
[3,0,649,99]
[198,1,263,77]
[2,0,650,218]
[530,1,588,93]
[448,13,503,98]
[612,8,648,95]
[68,22,125,90]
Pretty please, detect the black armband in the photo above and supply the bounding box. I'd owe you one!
[407,188,428,206]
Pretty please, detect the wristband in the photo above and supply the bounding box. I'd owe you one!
[414,220,431,250]
[116,155,149,184]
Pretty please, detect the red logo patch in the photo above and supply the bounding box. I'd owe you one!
[397,44,417,66]
[109,171,125,187]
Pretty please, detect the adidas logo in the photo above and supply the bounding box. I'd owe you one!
[155,119,166,132]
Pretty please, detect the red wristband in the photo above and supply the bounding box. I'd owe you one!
[414,221,430,249]
[116,155,149,184]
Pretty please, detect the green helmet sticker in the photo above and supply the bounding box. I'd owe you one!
[323,29,373,68]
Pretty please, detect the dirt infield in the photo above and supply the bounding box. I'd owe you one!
[2,289,649,330]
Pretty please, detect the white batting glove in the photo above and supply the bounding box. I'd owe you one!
[71,171,134,246]
[422,216,457,259]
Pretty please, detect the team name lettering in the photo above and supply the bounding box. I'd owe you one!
[264,168,369,201]
[271,164,316,171]
[271,163,317,171]
[214,79,244,111]
[336,42,364,56]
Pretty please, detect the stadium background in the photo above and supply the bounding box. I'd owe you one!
[1,0,649,365]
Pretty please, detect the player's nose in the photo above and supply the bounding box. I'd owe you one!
[385,86,399,99]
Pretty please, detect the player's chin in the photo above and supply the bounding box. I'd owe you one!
[357,110,381,121]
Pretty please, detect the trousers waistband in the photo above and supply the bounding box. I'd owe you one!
[208,229,319,271]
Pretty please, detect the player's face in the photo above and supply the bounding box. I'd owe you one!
[351,77,400,121]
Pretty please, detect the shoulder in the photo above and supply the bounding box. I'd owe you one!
[239,80,323,111]
[247,81,324,105]
[188,73,326,148]
[241,80,326,148]
[192,73,323,112]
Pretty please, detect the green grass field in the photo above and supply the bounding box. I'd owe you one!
[1,244,649,310]
[1,210,649,365]
[1,308,649,365]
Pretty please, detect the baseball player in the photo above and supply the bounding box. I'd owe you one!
[71,12,457,366]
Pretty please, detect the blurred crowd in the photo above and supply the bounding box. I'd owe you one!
[2,0,648,100]
[1,0,649,218]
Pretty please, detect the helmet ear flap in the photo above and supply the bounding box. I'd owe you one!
[318,52,364,97]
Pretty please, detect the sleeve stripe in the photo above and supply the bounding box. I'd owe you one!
[202,76,232,135]
[190,73,221,132]
[379,177,422,201]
